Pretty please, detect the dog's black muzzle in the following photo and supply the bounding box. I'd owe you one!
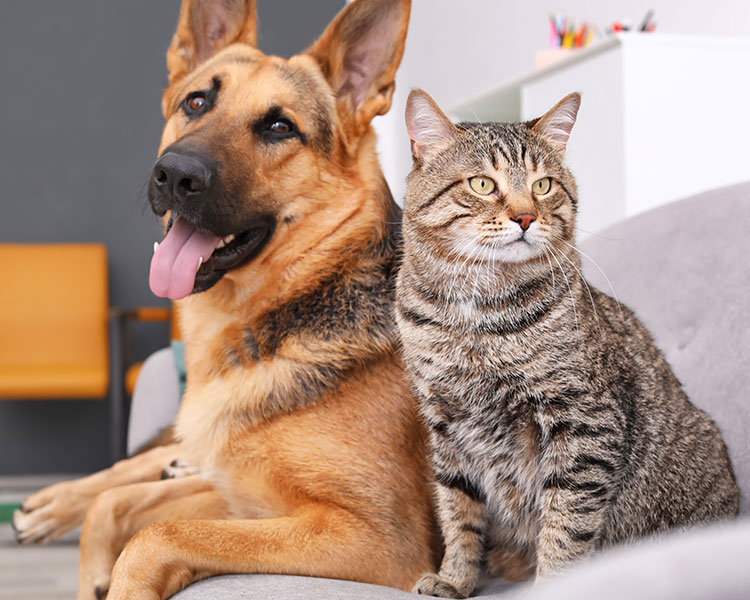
[148,147,219,220]
[147,145,276,295]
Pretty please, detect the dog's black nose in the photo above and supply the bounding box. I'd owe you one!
[153,151,210,196]
[149,151,212,216]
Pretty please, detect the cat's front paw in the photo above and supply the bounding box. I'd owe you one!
[412,573,467,598]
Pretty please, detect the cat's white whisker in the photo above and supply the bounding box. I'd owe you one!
[452,239,480,300]
[552,236,625,325]
[574,227,617,241]
[456,101,481,124]
[553,245,602,335]
[548,245,580,343]
[540,242,556,294]
[467,246,486,300]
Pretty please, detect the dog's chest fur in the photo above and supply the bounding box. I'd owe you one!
[173,222,402,515]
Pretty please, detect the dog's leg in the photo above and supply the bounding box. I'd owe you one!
[106,505,415,600]
[78,475,226,600]
[12,443,182,544]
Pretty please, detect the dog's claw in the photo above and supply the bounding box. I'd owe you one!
[10,521,25,544]
[95,584,108,600]
[11,510,27,543]
[161,460,200,479]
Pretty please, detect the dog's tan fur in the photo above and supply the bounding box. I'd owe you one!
[14,1,439,598]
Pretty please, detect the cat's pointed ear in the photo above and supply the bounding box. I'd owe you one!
[305,0,410,129]
[405,89,460,162]
[166,0,258,84]
[532,93,581,153]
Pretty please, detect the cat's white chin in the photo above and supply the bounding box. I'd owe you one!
[488,240,541,263]
[450,238,542,265]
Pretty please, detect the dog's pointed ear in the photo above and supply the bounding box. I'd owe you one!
[167,0,258,84]
[305,0,410,129]
[405,89,459,163]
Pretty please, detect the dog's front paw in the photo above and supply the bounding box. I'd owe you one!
[160,459,200,480]
[12,481,89,544]
[412,573,467,598]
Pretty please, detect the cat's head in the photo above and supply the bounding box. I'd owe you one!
[403,89,580,266]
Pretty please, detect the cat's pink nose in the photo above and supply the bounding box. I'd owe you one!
[512,213,537,231]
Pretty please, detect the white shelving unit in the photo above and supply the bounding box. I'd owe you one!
[450,34,750,236]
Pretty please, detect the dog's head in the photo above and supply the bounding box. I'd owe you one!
[148,0,410,300]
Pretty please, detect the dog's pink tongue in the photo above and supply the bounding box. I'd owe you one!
[150,217,220,300]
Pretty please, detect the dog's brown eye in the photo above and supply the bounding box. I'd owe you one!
[183,93,209,117]
[188,95,206,112]
[255,114,299,142]
[270,120,291,134]
[181,78,220,119]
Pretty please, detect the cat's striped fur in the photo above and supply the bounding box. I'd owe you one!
[396,90,739,598]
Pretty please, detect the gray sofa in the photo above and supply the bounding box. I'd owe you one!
[137,182,748,598]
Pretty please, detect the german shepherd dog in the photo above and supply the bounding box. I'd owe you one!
[13,0,438,597]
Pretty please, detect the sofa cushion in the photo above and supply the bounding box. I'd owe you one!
[174,574,416,600]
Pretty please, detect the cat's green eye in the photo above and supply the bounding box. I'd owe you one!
[532,177,552,195]
[469,176,496,195]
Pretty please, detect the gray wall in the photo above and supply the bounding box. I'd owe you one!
[0,0,343,475]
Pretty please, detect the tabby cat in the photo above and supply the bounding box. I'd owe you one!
[395,89,739,598]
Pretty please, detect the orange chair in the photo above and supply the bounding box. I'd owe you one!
[0,244,110,399]
[0,243,171,461]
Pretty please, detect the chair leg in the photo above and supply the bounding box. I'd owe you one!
[109,311,126,462]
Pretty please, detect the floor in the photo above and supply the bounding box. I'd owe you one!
[0,475,81,600]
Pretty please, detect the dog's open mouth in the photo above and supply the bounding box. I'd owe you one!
[149,215,275,300]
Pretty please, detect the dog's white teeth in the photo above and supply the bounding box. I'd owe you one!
[153,241,159,254]
[215,234,235,250]
[197,256,204,271]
